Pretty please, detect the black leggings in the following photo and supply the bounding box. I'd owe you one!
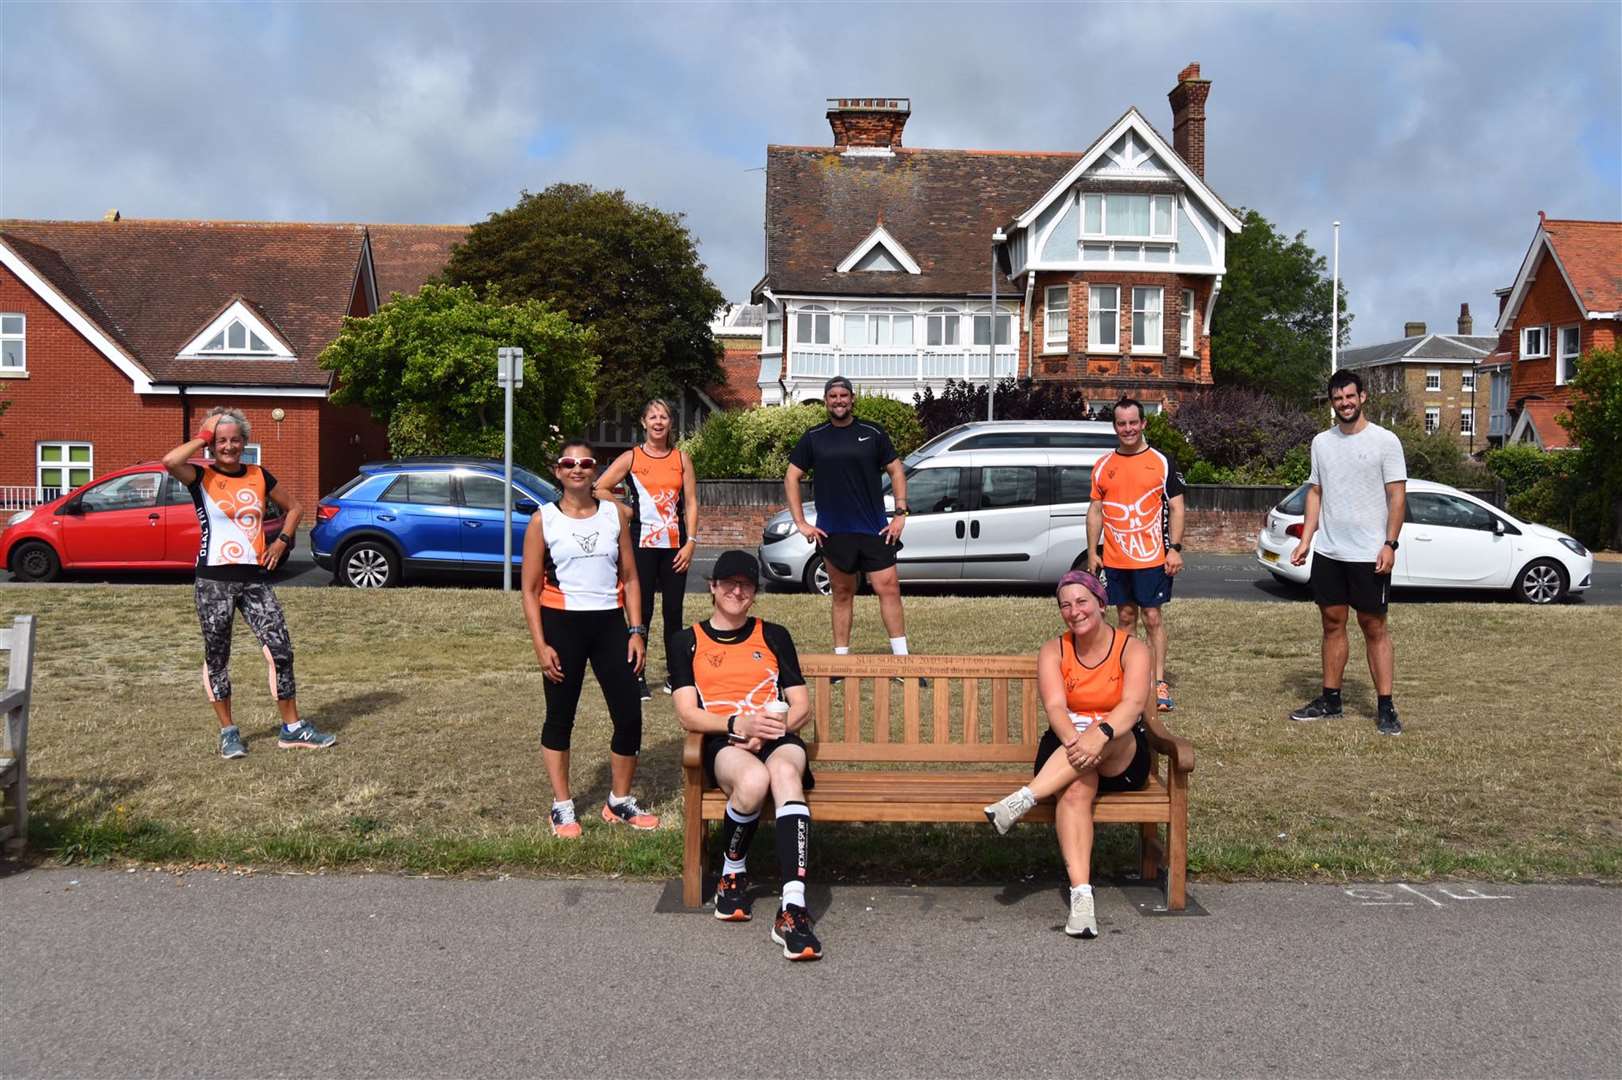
[633,546,687,670]
[539,607,644,756]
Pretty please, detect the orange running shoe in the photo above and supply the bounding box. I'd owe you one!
[601,797,659,830]
[549,803,582,839]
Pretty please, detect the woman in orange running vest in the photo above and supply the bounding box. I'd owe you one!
[594,399,699,699]
[982,569,1152,938]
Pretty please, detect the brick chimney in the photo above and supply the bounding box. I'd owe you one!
[103,209,121,222]
[1167,63,1211,178]
[1457,303,1473,336]
[1405,321,1427,338]
[827,98,910,150]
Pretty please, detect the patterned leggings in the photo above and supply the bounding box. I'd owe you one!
[195,578,297,702]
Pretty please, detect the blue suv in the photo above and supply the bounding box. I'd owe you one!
[312,457,560,587]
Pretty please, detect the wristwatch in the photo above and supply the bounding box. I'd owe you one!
[627,624,648,637]
[1384,539,1400,551]
[1168,543,1183,553]
[1097,721,1116,740]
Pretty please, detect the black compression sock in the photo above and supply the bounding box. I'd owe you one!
[721,804,761,873]
[1323,687,1343,709]
[775,801,810,886]
[1377,695,1394,713]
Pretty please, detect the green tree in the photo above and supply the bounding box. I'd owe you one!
[1211,208,1350,405]
[1560,344,1622,547]
[441,183,725,414]
[318,284,598,471]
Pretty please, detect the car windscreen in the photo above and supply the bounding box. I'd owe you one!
[1277,482,1311,516]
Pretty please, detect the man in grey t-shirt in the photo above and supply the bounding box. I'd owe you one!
[1289,369,1407,735]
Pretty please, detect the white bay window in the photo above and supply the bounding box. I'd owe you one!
[1044,286,1069,352]
[1131,287,1163,353]
[1089,286,1119,350]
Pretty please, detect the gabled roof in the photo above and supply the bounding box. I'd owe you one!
[0,219,370,388]
[1338,333,1497,370]
[367,223,468,301]
[1497,217,1622,331]
[836,224,921,274]
[1012,108,1242,235]
[1510,401,1574,450]
[763,146,1078,297]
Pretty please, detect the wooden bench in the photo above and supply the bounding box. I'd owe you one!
[1,615,37,858]
[681,652,1194,910]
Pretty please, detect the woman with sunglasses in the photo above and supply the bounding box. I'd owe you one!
[982,569,1153,939]
[521,437,657,838]
[593,398,700,700]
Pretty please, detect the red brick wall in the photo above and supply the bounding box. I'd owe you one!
[827,107,907,148]
[709,336,762,410]
[1509,257,1588,408]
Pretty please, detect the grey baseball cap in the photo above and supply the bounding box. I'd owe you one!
[823,375,854,395]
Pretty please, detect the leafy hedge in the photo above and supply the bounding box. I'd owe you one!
[684,396,924,480]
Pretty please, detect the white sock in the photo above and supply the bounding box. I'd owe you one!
[1017,785,1035,805]
[1070,883,1093,901]
[781,881,807,910]
[889,636,909,656]
[833,646,850,655]
[607,792,634,808]
[282,721,301,733]
[551,798,576,821]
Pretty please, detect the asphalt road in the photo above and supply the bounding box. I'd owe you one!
[2,867,1617,1078]
[5,548,1618,605]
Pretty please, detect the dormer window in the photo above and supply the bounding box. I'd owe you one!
[1082,194,1175,241]
[202,319,273,354]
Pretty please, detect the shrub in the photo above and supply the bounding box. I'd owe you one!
[1143,412,1198,472]
[1170,387,1321,469]
[1391,420,1492,489]
[684,396,923,479]
[913,378,1094,437]
[1485,444,1559,498]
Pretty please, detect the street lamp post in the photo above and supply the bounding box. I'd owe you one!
[988,229,1006,421]
[1330,221,1341,375]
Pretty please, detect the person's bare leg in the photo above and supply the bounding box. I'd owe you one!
[1320,605,1350,689]
[1142,605,1167,684]
[210,700,235,728]
[868,567,905,640]
[828,565,858,649]
[1116,603,1139,640]
[608,751,640,800]
[1357,611,1394,696]
[1054,777,1100,887]
[543,748,572,802]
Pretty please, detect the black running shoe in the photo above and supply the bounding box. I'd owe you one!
[1376,703,1403,736]
[771,903,822,961]
[714,872,752,922]
[1289,696,1344,722]
[637,676,652,702]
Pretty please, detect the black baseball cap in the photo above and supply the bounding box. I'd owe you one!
[708,549,760,585]
[823,375,854,395]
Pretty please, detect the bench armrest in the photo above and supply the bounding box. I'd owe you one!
[681,731,703,771]
[1141,713,1194,774]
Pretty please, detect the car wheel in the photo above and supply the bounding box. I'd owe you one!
[339,540,400,588]
[802,553,832,596]
[1514,558,1566,605]
[10,541,62,583]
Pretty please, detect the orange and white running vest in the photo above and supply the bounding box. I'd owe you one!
[627,446,686,549]
[1057,628,1127,731]
[540,499,624,611]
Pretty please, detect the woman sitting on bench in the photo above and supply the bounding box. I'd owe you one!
[983,569,1152,939]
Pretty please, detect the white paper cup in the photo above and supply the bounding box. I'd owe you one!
[764,700,789,720]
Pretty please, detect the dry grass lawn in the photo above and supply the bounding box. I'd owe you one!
[4,585,1618,882]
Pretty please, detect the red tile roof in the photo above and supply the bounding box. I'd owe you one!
[0,219,368,388]
[367,224,469,301]
[1542,219,1622,315]
[1520,400,1573,449]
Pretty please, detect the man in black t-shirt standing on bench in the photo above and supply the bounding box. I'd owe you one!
[784,377,912,662]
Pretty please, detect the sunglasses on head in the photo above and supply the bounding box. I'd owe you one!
[556,456,596,471]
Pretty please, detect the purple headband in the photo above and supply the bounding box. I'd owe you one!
[1056,569,1108,606]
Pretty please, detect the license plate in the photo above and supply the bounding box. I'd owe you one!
[1262,550,1279,563]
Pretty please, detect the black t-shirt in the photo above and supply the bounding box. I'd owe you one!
[668,617,806,698]
[787,420,897,536]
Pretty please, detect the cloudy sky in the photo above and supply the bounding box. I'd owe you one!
[3,1,1617,346]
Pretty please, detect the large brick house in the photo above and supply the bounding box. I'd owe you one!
[0,217,464,511]
[1479,214,1621,449]
[753,63,1242,412]
[1337,307,1496,452]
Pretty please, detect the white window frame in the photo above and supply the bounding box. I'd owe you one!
[1556,324,1581,386]
[37,441,93,500]
[1460,369,1475,393]
[1520,324,1548,359]
[1131,286,1164,354]
[1458,409,1474,436]
[1425,368,1442,392]
[842,309,915,348]
[970,307,1013,347]
[924,306,961,347]
[1424,407,1441,435]
[1081,193,1176,242]
[1088,286,1119,350]
[0,313,25,373]
[1179,289,1195,356]
[794,305,832,346]
[763,302,782,351]
[1044,286,1069,353]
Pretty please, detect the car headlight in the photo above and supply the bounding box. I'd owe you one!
[6,509,33,527]
[1559,537,1588,557]
[762,518,794,542]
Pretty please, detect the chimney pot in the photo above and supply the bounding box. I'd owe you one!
[103,209,121,222]
[1405,321,1427,338]
[1167,63,1211,179]
[1457,303,1473,336]
[826,97,911,149]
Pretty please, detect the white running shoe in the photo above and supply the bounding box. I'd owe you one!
[982,788,1037,835]
[1066,890,1098,939]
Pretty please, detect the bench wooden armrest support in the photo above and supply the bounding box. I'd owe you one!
[1,615,37,859]
[679,653,1194,912]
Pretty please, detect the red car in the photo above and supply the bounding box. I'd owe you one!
[1,460,284,582]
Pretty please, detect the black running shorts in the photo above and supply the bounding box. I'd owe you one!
[1032,721,1151,794]
[821,531,899,575]
[1310,553,1391,615]
[701,731,815,791]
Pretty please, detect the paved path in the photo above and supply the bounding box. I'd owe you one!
[3,868,1617,1078]
[4,549,1618,605]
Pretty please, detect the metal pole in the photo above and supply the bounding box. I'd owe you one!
[1330,221,1341,375]
[988,241,998,421]
[503,356,515,593]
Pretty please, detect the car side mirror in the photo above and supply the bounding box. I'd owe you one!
[1492,517,1506,536]
[60,500,83,516]
[514,498,540,516]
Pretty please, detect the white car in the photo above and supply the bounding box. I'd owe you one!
[1255,479,1594,604]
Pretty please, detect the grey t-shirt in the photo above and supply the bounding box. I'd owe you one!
[1307,422,1407,561]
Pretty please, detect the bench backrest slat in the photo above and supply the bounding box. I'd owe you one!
[933,678,949,743]
[874,680,890,743]
[963,678,978,744]
[1022,679,1040,743]
[992,681,1009,744]
[902,680,920,743]
[843,676,862,741]
[813,676,832,743]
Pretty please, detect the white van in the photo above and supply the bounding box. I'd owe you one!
[758,420,1117,593]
